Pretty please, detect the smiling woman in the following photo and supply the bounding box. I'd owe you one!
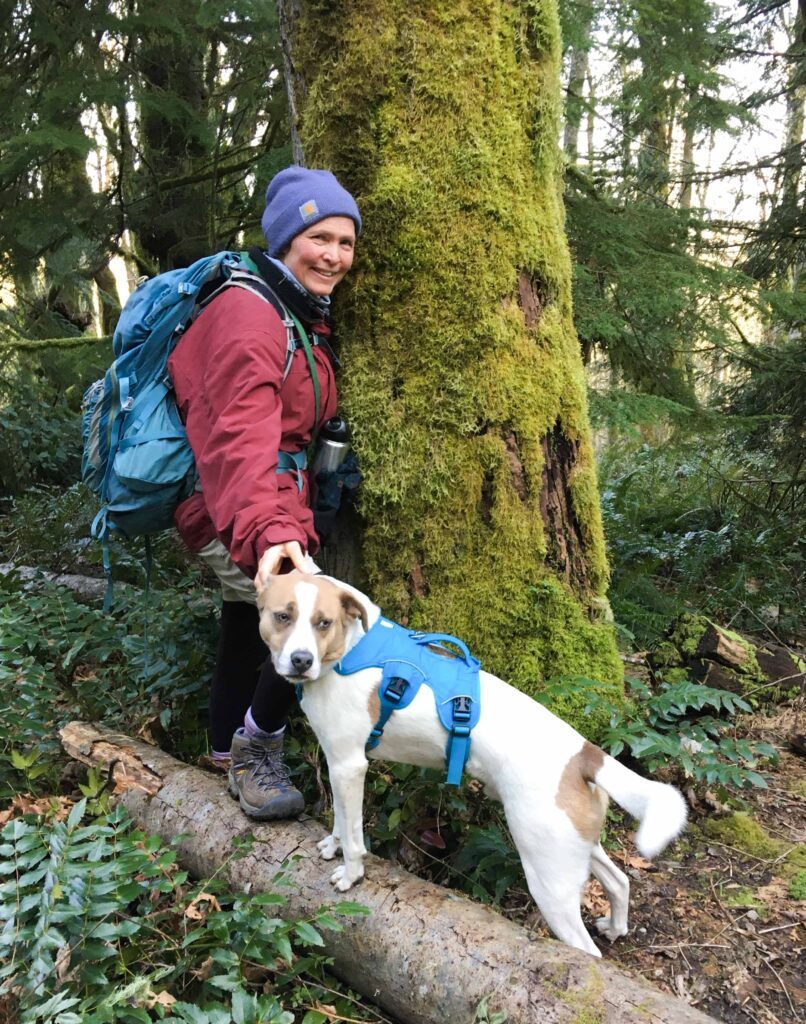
[166,165,362,821]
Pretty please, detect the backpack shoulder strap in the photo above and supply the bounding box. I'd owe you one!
[240,250,321,433]
[193,259,298,383]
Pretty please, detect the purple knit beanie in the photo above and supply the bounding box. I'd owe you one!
[261,166,362,257]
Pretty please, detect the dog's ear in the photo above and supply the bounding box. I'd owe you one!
[340,592,369,633]
[255,581,269,610]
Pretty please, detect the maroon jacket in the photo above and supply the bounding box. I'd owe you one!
[168,286,337,578]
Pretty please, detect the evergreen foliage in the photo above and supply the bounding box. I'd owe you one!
[0,0,289,340]
[0,800,370,1023]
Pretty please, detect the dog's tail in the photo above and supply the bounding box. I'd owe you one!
[593,755,687,859]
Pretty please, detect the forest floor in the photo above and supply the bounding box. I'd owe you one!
[514,704,806,1024]
[1,563,802,1023]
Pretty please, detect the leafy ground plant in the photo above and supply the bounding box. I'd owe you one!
[0,800,372,1024]
[0,571,218,801]
[538,674,778,791]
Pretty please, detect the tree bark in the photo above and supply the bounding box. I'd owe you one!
[276,0,622,720]
[60,721,717,1024]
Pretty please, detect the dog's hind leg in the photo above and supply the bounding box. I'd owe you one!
[590,844,629,941]
[509,819,602,957]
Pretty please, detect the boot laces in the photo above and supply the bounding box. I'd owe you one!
[247,739,293,788]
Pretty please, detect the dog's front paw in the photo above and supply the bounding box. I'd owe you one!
[317,834,341,860]
[595,916,628,942]
[330,863,364,892]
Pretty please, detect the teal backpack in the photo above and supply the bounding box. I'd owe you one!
[81,250,316,605]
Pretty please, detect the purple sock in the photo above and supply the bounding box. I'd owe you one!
[211,749,231,765]
[244,707,284,740]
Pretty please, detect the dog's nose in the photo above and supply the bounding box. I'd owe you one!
[290,650,314,674]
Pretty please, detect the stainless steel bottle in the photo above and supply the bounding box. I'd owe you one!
[312,416,351,474]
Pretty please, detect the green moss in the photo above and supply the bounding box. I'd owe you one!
[650,640,682,669]
[661,615,767,697]
[722,886,765,911]
[783,845,806,878]
[702,813,782,860]
[788,870,806,900]
[669,614,709,657]
[544,964,606,1024]
[293,1,621,705]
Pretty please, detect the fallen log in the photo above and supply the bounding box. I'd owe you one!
[651,615,804,701]
[0,562,110,601]
[60,721,716,1024]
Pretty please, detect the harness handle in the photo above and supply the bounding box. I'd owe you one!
[411,632,476,667]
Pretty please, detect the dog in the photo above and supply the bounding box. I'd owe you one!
[256,572,687,957]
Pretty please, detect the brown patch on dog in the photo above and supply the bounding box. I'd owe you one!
[256,575,301,654]
[368,684,381,723]
[555,742,608,843]
[320,628,349,666]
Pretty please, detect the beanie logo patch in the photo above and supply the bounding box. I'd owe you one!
[299,199,319,223]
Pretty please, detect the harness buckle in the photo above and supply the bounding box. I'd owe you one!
[384,676,409,704]
[452,695,473,723]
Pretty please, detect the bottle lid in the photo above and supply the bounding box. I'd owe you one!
[320,416,350,443]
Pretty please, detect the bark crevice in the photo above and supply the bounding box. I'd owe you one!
[517,270,554,330]
[539,422,589,591]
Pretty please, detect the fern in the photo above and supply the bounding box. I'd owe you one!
[0,802,369,1024]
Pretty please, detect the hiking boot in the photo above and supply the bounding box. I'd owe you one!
[227,730,305,820]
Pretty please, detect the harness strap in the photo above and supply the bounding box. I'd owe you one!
[443,695,474,786]
[91,508,114,613]
[366,675,413,750]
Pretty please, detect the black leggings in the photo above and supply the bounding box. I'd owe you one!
[208,601,298,751]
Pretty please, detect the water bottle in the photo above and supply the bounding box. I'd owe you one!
[312,415,351,475]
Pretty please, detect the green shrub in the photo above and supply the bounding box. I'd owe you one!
[0,800,370,1024]
[0,572,218,800]
[541,674,778,790]
[593,401,805,646]
[0,376,82,496]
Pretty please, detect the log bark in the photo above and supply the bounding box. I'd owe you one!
[0,563,109,602]
[60,721,717,1024]
[694,626,749,670]
[656,618,805,701]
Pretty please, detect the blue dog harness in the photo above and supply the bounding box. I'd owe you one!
[334,617,481,786]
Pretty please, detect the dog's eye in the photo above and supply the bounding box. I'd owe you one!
[274,611,291,625]
[316,618,333,631]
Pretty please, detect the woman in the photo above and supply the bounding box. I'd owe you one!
[168,166,361,819]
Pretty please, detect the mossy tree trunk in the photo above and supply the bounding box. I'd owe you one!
[279,0,622,717]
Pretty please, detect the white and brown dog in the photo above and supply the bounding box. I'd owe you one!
[257,572,687,957]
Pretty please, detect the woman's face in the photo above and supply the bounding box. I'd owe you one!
[282,216,356,297]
